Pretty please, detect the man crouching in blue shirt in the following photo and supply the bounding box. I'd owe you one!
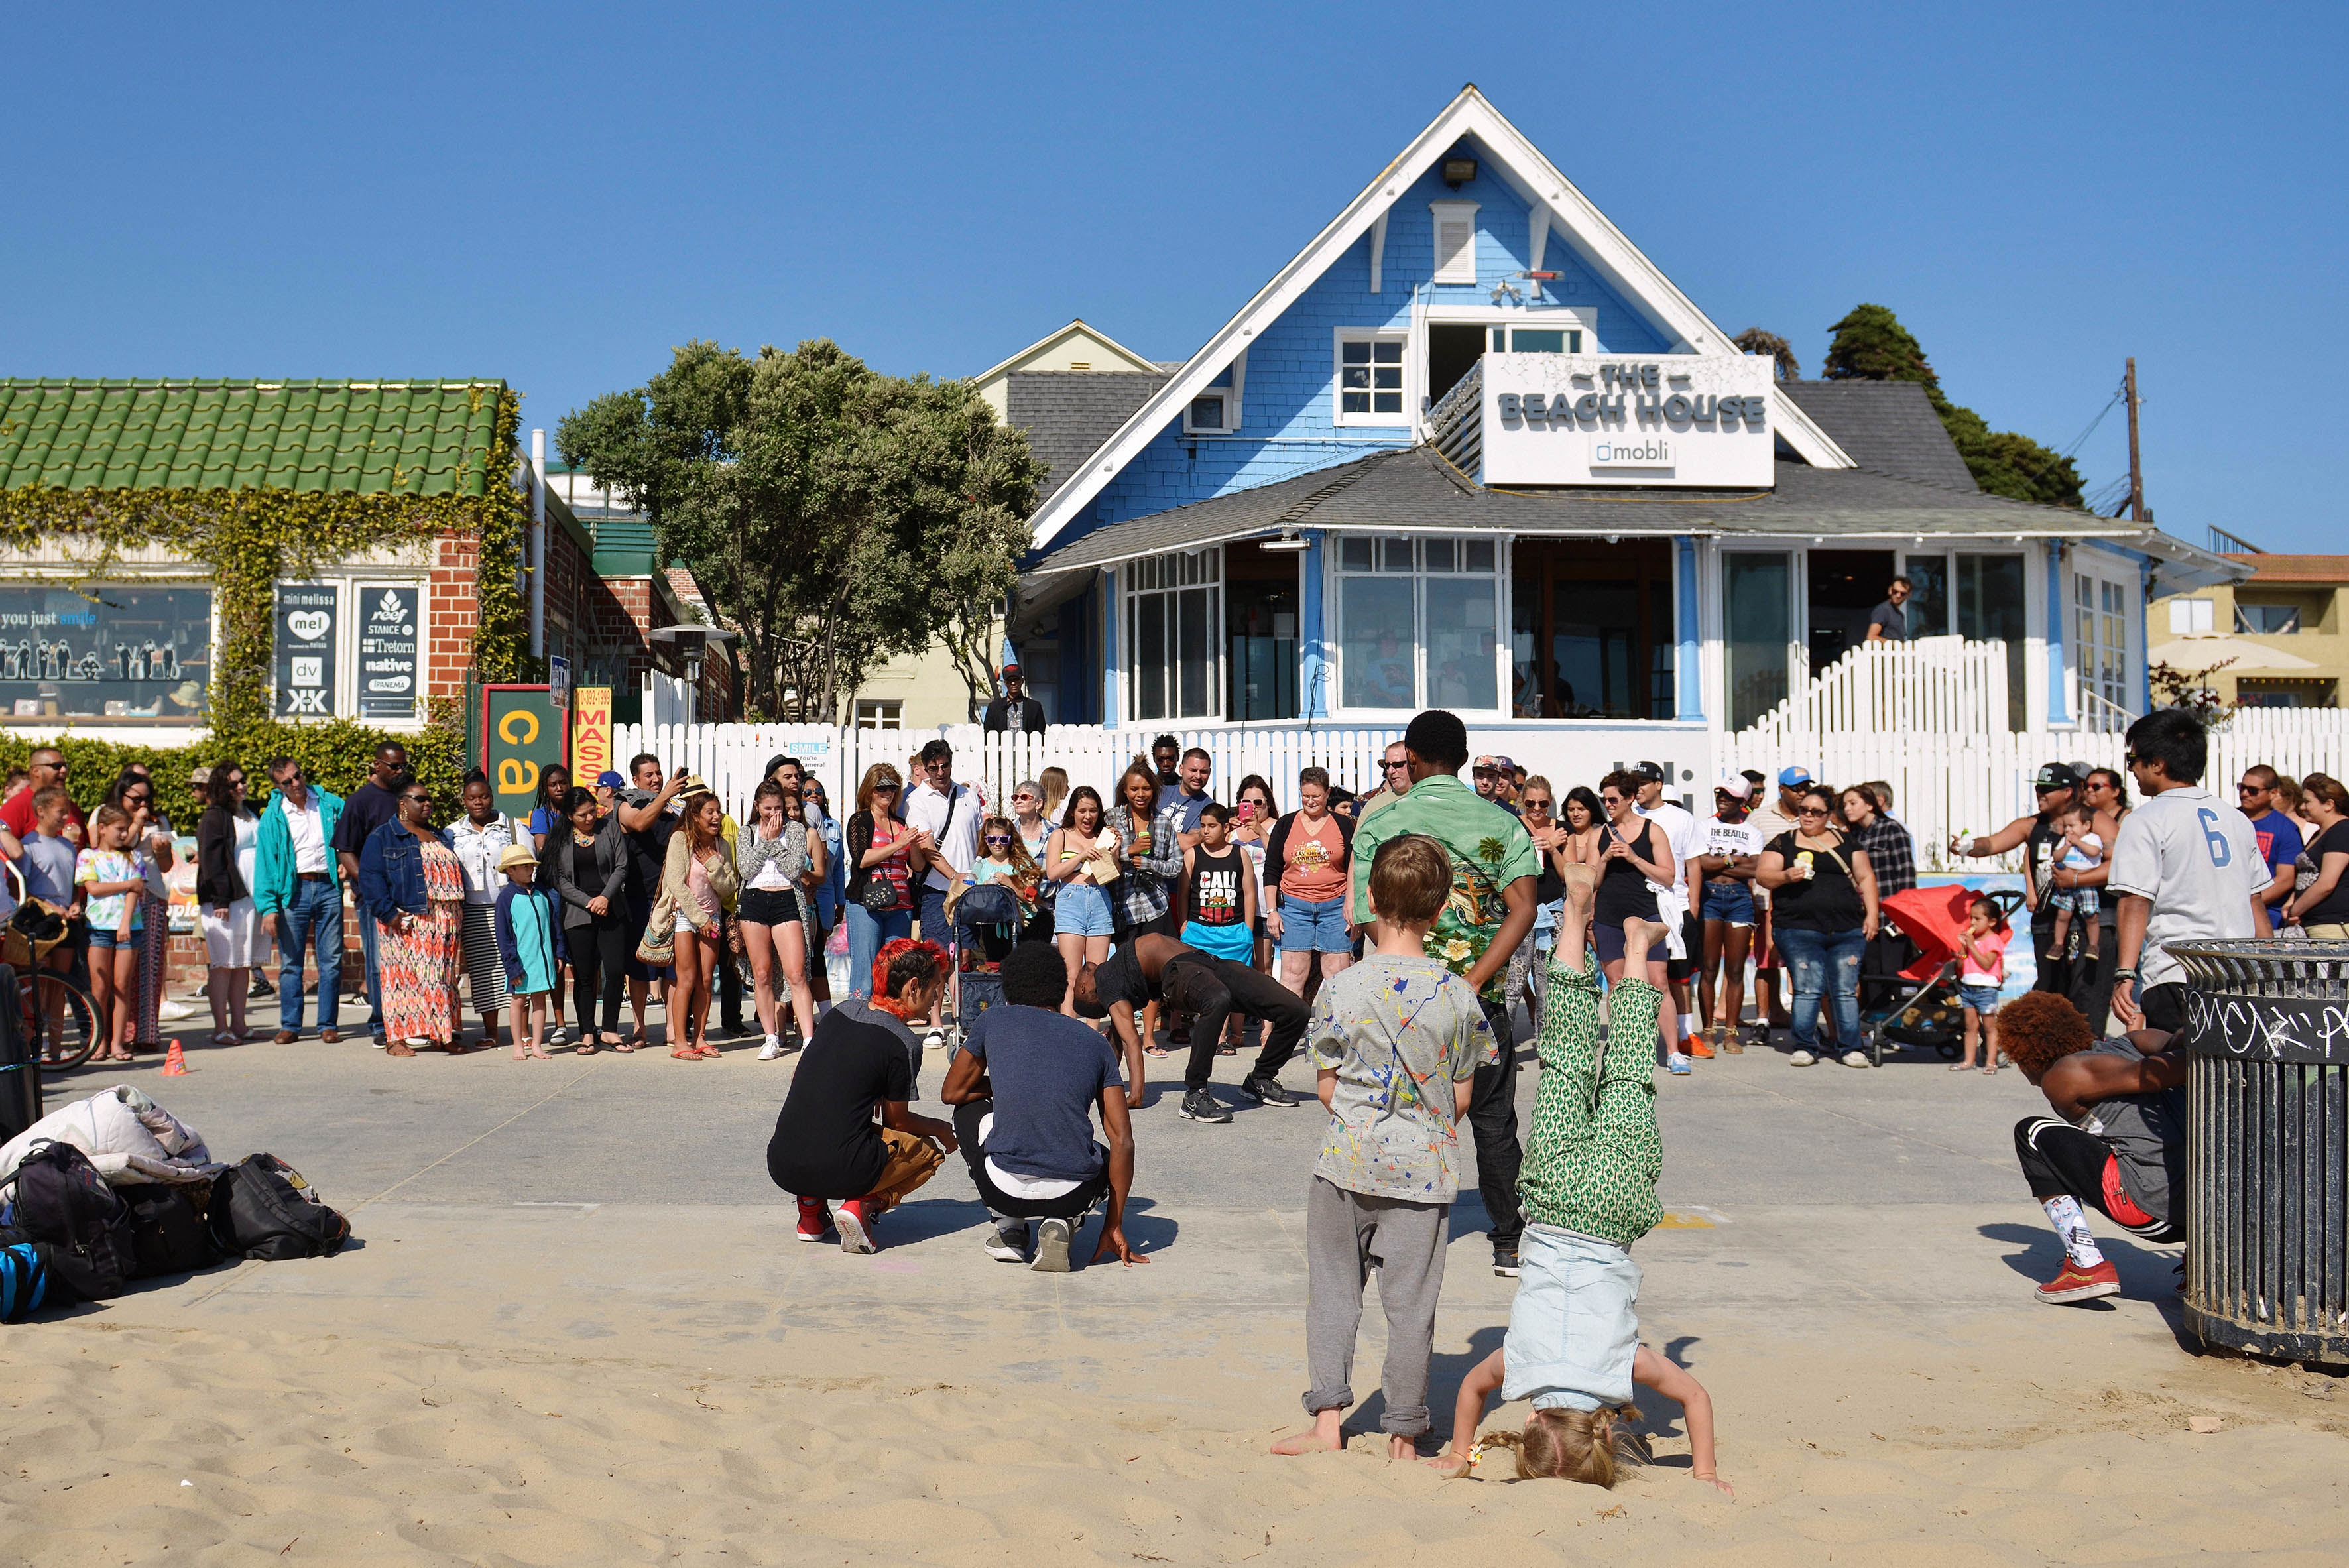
[941,942,1146,1273]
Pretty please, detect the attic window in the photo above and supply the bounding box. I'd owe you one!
[1183,353,1244,436]
[1429,201,1478,285]
[1068,361,1091,371]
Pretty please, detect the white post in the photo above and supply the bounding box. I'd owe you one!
[529,429,547,663]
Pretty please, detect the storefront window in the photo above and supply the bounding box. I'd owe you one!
[1512,538,1673,719]
[1126,548,1220,721]
[1724,552,1791,731]
[0,585,211,724]
[1336,535,1500,711]
[1957,552,2027,731]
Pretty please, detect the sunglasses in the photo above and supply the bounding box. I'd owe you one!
[1012,792,1036,802]
[1797,806,1831,817]
[984,836,1012,846]
[2238,784,2267,794]
[874,783,900,792]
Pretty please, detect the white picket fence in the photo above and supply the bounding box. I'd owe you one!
[1744,636,2015,745]
[608,707,2349,879]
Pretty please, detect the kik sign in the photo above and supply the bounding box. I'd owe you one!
[274,583,340,717]
[1481,353,1774,488]
[481,685,566,821]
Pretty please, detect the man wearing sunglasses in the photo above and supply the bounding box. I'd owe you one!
[1951,762,2101,999]
[981,662,1046,735]
[0,747,84,855]
[2234,766,2303,919]
[251,754,347,1043]
[1353,742,1413,826]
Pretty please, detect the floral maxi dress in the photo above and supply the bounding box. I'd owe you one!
[381,837,464,1043]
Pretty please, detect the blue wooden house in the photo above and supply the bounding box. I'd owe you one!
[1004,86,2237,755]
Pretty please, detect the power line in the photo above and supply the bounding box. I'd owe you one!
[2060,383,2125,459]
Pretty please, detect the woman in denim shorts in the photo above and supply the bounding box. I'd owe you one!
[1046,786,1116,1016]
[1268,768,1355,996]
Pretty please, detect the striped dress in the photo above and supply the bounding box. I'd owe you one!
[381,839,464,1043]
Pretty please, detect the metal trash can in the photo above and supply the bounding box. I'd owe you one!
[2167,940,2349,1366]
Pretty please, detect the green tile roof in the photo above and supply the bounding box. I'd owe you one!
[0,378,509,497]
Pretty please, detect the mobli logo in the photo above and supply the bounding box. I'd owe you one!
[1595,440,1671,465]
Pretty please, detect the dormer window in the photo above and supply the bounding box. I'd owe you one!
[1184,353,1244,435]
[1429,200,1478,284]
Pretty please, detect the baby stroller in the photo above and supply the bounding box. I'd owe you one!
[947,879,1032,1029]
[1860,884,2027,1068]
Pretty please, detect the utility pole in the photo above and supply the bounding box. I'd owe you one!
[2124,357,2145,523]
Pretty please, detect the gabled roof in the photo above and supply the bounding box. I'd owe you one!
[1030,446,2235,581]
[971,320,1160,387]
[1005,371,1172,500]
[0,378,509,496]
[1777,381,1976,490]
[1026,86,1855,551]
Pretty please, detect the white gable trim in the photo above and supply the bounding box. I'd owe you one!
[972,318,1159,385]
[1028,88,1853,550]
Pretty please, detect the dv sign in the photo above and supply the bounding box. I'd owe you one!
[481,685,566,822]
[274,584,339,718]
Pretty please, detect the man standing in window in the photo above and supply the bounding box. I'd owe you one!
[1347,709,1538,1278]
[981,662,1046,735]
[1866,576,1915,642]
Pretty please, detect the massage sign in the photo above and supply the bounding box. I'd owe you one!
[1481,354,1775,487]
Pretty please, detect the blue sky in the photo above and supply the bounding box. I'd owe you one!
[5,4,2339,547]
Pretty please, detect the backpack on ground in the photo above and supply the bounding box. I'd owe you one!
[0,1240,78,1321]
[207,1154,350,1261]
[125,1181,220,1278]
[6,1140,137,1299]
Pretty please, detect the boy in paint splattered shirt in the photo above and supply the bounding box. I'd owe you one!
[1276,834,1497,1459]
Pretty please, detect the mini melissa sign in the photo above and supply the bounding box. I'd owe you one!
[274,583,340,718]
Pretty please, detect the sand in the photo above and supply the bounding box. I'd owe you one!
[6,1197,2346,1566]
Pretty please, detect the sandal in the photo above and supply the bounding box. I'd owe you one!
[575,1040,596,1056]
[387,1042,417,1057]
[670,1046,701,1061]
[694,1042,722,1059]
[1146,1044,1169,1058]
[617,1030,646,1054]
[211,1030,239,1047]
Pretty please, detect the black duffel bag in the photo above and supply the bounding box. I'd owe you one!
[207,1153,350,1261]
[7,1140,137,1298]
[125,1181,220,1278]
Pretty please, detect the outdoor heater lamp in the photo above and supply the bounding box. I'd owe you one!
[1442,156,1478,186]
[1257,531,1310,553]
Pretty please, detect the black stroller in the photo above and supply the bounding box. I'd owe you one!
[949,880,1032,1028]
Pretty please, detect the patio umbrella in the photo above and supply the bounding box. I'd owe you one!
[2145,635,2319,673]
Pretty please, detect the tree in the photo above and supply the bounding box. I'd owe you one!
[557,339,1041,723]
[1822,304,2084,509]
[1732,327,1801,381]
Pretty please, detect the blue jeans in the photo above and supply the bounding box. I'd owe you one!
[355,898,385,1038]
[847,902,913,998]
[1774,926,1866,1052]
[276,877,343,1033]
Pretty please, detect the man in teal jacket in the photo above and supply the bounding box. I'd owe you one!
[251,756,347,1042]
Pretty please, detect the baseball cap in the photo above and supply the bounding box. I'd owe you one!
[1471,755,1500,773]
[1715,772,1753,800]
[1631,760,1666,783]
[596,770,625,788]
[2033,762,2080,791]
[1777,766,1813,788]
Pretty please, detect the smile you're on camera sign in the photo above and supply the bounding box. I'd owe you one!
[1481,354,1774,488]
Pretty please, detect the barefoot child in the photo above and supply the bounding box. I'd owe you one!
[493,843,566,1061]
[1425,871,1732,1496]
[1272,833,1496,1459]
[1955,895,2008,1075]
[2047,802,2104,964]
[75,804,144,1065]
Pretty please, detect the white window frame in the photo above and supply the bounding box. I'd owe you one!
[1329,533,1506,715]
[1333,329,1411,428]
[2169,597,2215,634]
[1122,546,1223,723]
[1182,349,1245,436]
[1429,200,1479,284]
[2073,563,2136,715]
[853,699,902,729]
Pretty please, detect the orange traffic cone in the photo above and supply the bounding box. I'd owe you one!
[160,1038,188,1076]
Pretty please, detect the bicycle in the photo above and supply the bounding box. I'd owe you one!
[4,863,103,1075]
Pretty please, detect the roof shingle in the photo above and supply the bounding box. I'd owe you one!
[1776,379,1975,490]
[0,378,509,497]
[1004,371,1170,500]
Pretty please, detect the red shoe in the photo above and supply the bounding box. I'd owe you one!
[2035,1258,2121,1305]
[1686,1038,1716,1059]
[835,1198,876,1255]
[796,1197,833,1243]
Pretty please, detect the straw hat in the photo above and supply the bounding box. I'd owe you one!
[497,844,539,873]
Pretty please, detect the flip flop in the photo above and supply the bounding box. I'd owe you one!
[575,1040,596,1056]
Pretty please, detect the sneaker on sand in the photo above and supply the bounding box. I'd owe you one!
[1687,1038,1715,1059]
[1241,1074,1293,1107]
[2035,1258,2121,1305]
[1032,1217,1073,1273]
[1787,1049,1818,1066]
[796,1198,833,1243]
[835,1199,876,1254]
[1177,1088,1233,1123]
[1492,1249,1520,1278]
[758,1036,786,1061]
[1665,1053,1692,1075]
[984,1227,1029,1262]
[1840,1050,1872,1069]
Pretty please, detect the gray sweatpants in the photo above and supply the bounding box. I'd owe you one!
[1302,1176,1449,1435]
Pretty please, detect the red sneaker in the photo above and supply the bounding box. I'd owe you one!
[1686,1038,1716,1059]
[2035,1258,2121,1305]
[796,1197,833,1244]
[835,1198,876,1255]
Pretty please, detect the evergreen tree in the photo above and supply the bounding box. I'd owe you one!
[1822,304,2083,509]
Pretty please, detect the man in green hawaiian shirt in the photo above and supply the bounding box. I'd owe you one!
[1348,709,1539,1276]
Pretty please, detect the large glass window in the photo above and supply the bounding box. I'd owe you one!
[1902,552,1949,637]
[1126,548,1220,722]
[1957,552,2028,731]
[1724,552,1791,731]
[0,584,212,725]
[1225,543,1300,721]
[1336,535,1500,711]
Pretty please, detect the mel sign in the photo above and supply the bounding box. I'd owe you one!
[481,684,566,821]
[1481,355,1774,487]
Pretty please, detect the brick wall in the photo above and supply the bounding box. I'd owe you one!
[427,530,483,703]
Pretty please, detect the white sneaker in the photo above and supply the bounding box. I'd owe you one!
[1787,1049,1818,1066]
[1840,1050,1873,1069]
[922,1028,946,1052]
[758,1036,786,1061]
[1665,1052,1692,1076]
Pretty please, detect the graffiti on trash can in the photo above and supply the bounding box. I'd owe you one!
[2180,991,2349,1065]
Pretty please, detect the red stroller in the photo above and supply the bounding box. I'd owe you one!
[1862,884,2027,1067]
